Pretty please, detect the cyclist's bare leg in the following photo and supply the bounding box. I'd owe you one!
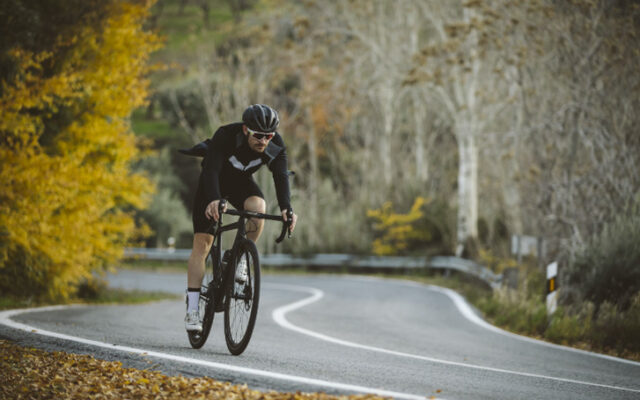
[188,233,214,288]
[243,196,266,243]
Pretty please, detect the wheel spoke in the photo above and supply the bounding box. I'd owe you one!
[229,253,252,341]
[224,241,260,355]
[188,250,218,349]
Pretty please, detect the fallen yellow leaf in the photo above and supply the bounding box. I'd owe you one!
[1,339,392,400]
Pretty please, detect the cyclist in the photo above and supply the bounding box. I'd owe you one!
[183,104,298,332]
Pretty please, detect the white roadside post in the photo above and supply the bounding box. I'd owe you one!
[546,261,558,315]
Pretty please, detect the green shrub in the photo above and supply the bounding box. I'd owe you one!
[566,212,640,310]
[478,283,548,337]
[529,304,549,336]
[76,278,108,301]
[545,306,587,345]
[0,245,52,300]
[588,293,640,353]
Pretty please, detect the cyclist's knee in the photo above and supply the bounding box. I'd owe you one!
[192,233,213,256]
[244,196,266,213]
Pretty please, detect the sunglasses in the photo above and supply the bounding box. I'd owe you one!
[247,128,274,141]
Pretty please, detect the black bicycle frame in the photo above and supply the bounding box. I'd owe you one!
[207,208,290,284]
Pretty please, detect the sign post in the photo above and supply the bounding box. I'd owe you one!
[546,261,558,315]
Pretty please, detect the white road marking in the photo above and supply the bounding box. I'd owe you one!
[345,275,640,366]
[391,278,640,366]
[0,306,426,400]
[269,282,640,394]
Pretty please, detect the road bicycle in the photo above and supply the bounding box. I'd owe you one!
[188,199,293,355]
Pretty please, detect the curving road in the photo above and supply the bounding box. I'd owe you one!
[1,270,639,400]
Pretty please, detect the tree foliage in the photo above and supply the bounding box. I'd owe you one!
[368,197,439,256]
[0,0,161,300]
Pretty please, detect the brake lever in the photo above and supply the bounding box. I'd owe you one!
[275,223,288,243]
[275,209,294,243]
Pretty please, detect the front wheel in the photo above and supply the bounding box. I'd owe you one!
[224,239,260,355]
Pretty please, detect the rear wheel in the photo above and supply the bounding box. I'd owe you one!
[188,250,218,349]
[224,240,260,355]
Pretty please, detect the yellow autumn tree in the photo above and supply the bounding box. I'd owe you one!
[367,197,433,256]
[0,0,161,300]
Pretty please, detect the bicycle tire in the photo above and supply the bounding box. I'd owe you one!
[188,250,218,349]
[224,239,260,355]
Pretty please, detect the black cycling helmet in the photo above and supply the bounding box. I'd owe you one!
[242,104,280,133]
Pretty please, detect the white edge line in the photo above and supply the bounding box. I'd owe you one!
[0,306,426,400]
[346,275,640,367]
[397,278,640,367]
[268,282,640,395]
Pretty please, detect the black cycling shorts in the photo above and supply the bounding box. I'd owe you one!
[192,171,264,234]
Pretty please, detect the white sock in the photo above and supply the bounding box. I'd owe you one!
[187,291,200,312]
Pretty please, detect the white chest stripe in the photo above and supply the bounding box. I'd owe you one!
[229,155,262,171]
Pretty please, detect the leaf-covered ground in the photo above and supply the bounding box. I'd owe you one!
[0,340,389,400]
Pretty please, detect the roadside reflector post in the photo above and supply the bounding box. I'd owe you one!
[546,261,558,315]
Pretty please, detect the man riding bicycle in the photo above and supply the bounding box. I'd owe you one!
[184,104,298,332]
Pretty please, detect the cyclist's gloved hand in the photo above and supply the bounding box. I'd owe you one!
[206,199,227,222]
[282,208,297,234]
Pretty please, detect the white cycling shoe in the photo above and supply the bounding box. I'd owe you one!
[185,310,202,332]
[235,257,248,283]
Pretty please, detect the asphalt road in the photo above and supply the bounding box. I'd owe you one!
[1,270,639,400]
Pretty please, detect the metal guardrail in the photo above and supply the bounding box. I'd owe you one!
[125,248,192,260]
[430,256,502,289]
[125,248,502,289]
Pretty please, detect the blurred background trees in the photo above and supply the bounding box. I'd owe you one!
[139,0,639,256]
[1,0,638,315]
[131,0,639,321]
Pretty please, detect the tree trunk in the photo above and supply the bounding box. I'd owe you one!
[412,91,428,181]
[456,131,478,255]
[306,107,319,248]
[200,0,210,28]
[379,83,394,185]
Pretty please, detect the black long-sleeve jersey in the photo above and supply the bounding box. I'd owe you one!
[200,123,291,211]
